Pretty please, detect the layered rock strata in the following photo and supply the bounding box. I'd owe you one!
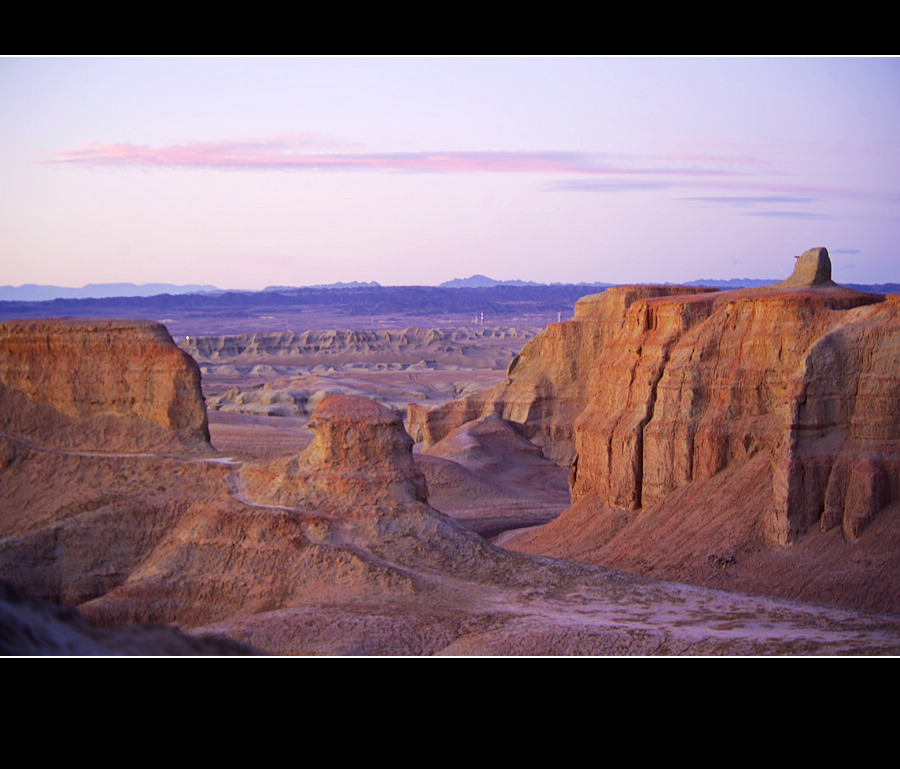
[571,278,892,544]
[182,327,533,371]
[412,285,716,464]
[240,395,429,511]
[427,248,898,546]
[3,311,900,650]
[0,319,210,452]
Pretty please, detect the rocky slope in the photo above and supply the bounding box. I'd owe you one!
[0,579,255,655]
[4,308,900,653]
[416,412,571,538]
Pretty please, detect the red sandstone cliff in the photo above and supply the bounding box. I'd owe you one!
[412,285,717,464]
[496,249,900,611]
[566,252,895,546]
[0,319,211,453]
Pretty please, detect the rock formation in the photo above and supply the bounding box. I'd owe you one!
[0,580,256,655]
[240,395,429,511]
[0,319,210,453]
[564,248,896,546]
[3,259,900,653]
[773,246,836,288]
[416,412,571,538]
[412,285,717,464]
[426,248,900,613]
[182,327,532,372]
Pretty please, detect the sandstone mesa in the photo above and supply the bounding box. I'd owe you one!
[2,247,900,655]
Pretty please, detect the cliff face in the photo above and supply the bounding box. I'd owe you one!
[413,286,716,464]
[0,319,210,452]
[432,249,898,548]
[569,282,893,544]
[773,297,900,542]
[4,292,900,648]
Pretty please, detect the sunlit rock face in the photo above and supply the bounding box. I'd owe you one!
[415,285,717,466]
[425,248,899,545]
[570,275,895,544]
[0,318,211,453]
[773,246,836,288]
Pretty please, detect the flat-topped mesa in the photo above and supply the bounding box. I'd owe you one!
[566,250,896,544]
[0,319,211,453]
[242,394,429,512]
[418,246,897,547]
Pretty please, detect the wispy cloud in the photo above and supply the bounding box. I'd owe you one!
[43,135,896,215]
[546,179,678,193]
[680,195,818,206]
[742,210,836,220]
[41,134,746,179]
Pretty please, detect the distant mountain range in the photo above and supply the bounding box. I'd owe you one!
[0,283,220,302]
[438,274,619,288]
[2,276,896,303]
[439,275,546,288]
[264,281,381,291]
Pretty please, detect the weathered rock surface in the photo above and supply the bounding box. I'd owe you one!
[492,249,900,613]
[773,246,837,288]
[412,286,717,464]
[0,579,256,656]
[183,327,533,372]
[0,319,211,453]
[566,253,894,546]
[3,285,900,654]
[416,413,571,538]
[240,395,429,511]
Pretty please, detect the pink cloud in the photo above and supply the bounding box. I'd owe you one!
[41,135,741,178]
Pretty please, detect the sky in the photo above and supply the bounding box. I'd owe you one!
[2,55,899,290]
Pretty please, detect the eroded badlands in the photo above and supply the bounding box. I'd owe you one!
[2,248,899,655]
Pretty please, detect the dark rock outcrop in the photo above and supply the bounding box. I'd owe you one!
[0,580,258,655]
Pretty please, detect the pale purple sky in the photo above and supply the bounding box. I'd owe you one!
[2,55,898,289]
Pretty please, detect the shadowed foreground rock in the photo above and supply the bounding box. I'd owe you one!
[0,580,256,656]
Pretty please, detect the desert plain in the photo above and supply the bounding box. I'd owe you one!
[2,248,900,656]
